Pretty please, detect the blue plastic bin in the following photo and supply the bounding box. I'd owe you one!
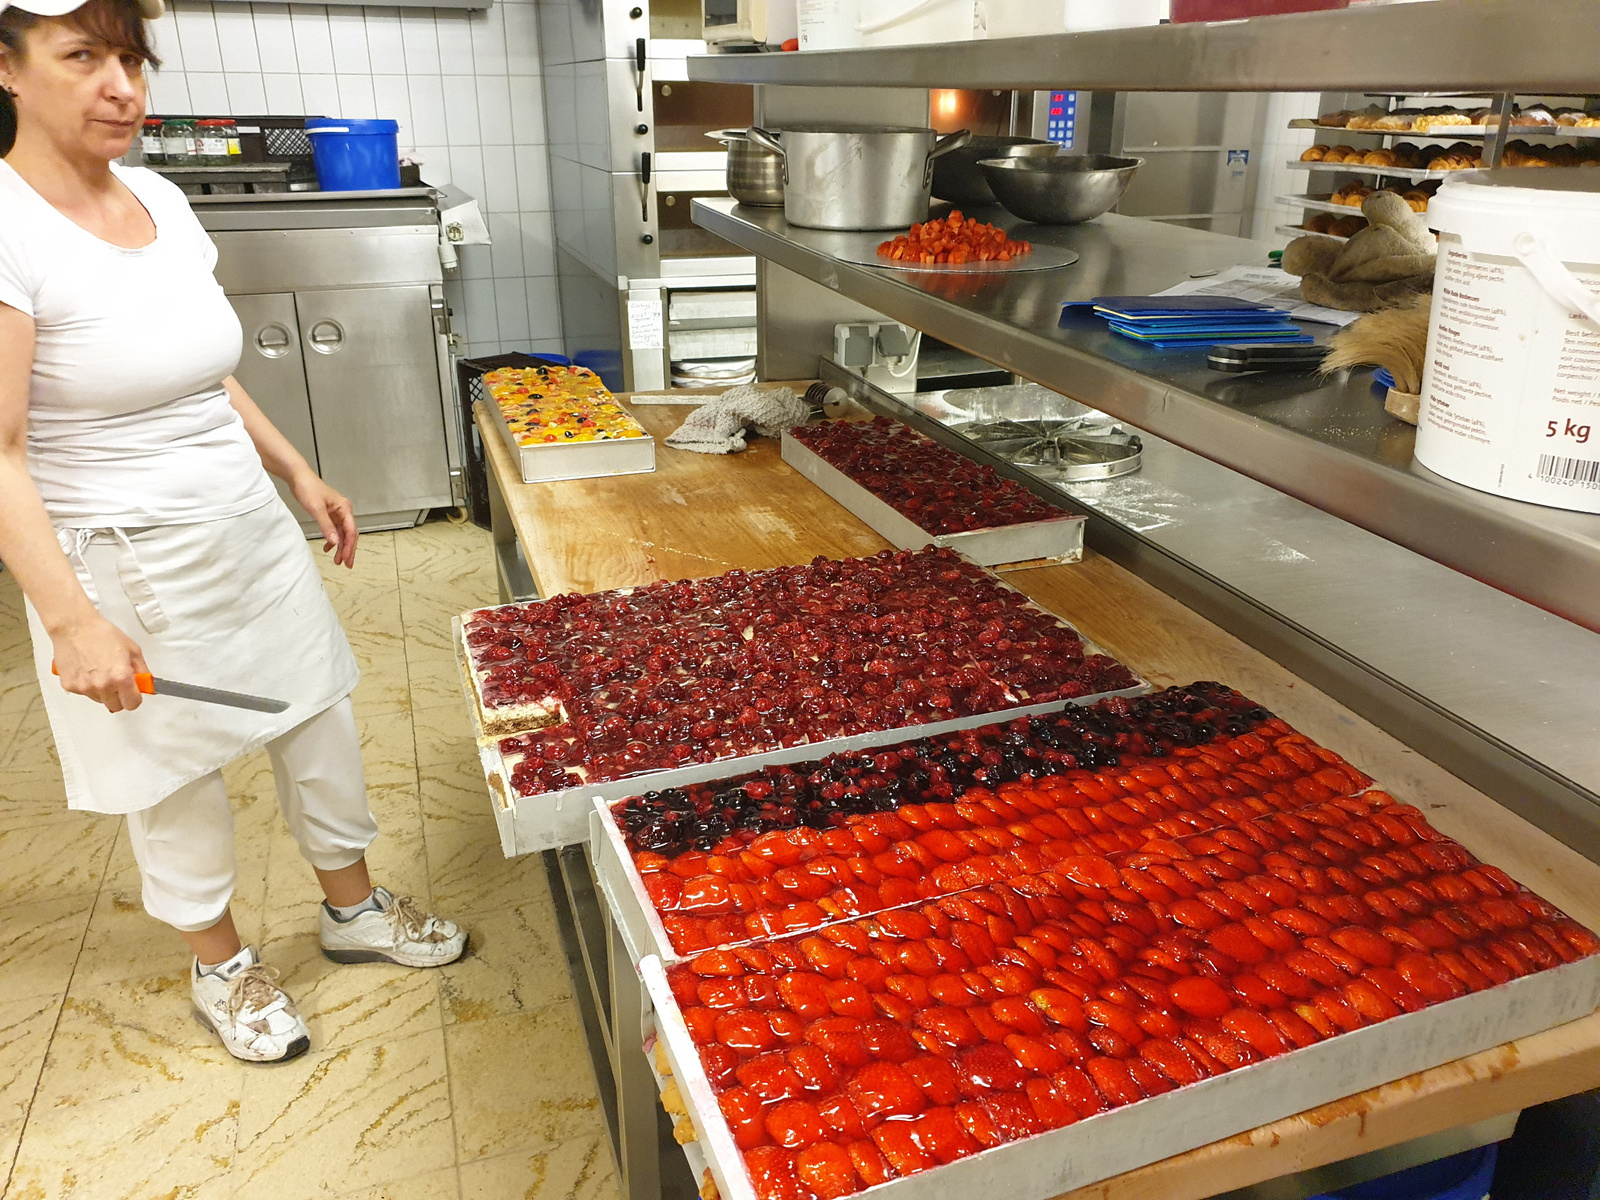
[1312,1144,1498,1200]
[573,349,624,392]
[305,118,401,192]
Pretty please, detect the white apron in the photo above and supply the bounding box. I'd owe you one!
[26,497,359,815]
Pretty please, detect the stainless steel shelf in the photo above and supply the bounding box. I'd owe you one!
[691,197,1600,631]
[688,0,1600,93]
[1285,159,1462,182]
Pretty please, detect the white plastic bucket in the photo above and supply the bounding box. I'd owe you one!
[797,0,864,48]
[1415,170,1600,513]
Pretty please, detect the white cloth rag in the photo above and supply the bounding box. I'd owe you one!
[664,384,809,455]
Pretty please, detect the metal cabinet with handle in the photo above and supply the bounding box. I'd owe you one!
[201,190,462,533]
[230,291,320,516]
[296,285,451,520]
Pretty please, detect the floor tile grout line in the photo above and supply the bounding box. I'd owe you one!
[2,826,118,1199]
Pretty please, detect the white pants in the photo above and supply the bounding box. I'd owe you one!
[124,698,379,932]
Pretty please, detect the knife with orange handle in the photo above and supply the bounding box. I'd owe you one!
[51,663,289,713]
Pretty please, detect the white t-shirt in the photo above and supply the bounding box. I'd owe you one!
[0,161,274,526]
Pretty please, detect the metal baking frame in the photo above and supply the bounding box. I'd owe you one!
[455,574,1147,854]
[485,394,657,485]
[642,948,1600,1200]
[781,429,1086,568]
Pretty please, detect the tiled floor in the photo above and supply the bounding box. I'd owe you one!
[0,519,620,1200]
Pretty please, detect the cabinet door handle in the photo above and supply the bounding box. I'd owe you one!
[308,319,345,354]
[255,323,293,358]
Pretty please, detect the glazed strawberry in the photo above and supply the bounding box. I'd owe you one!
[717,1011,778,1055]
[908,1105,983,1162]
[719,1086,770,1149]
[700,1043,741,1088]
[795,1141,862,1199]
[766,1099,827,1149]
[955,1042,1031,1095]
[845,1060,927,1122]
[846,1138,894,1185]
[738,1053,806,1103]
[744,1145,803,1200]
[785,1044,842,1093]
[872,1121,935,1175]
[805,1017,872,1066]
[904,1054,963,1105]
[1168,976,1233,1019]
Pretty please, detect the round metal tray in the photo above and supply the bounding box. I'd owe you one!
[953,416,1143,482]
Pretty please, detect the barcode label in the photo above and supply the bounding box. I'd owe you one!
[1537,454,1600,486]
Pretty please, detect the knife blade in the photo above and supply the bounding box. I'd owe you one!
[140,675,290,713]
[51,663,289,713]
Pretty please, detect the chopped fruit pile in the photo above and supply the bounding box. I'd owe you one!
[484,363,648,445]
[790,418,1061,536]
[663,783,1599,1200]
[614,684,1379,954]
[462,548,1139,792]
[877,212,1032,265]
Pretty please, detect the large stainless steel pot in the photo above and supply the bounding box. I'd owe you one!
[708,129,784,207]
[932,136,1059,207]
[746,125,971,231]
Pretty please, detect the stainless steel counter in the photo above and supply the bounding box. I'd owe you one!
[693,198,1600,633]
[820,362,1600,862]
[687,0,1600,93]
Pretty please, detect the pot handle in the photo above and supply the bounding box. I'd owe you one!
[924,129,972,188]
[746,127,788,186]
[746,127,785,159]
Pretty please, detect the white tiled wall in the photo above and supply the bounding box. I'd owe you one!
[148,1,563,359]
[1249,92,1319,247]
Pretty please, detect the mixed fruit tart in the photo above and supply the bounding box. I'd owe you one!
[657,773,1599,1200]
[612,683,1384,954]
[484,363,649,446]
[789,417,1062,537]
[460,548,1140,794]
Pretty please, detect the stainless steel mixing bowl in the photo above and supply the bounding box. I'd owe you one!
[979,154,1143,224]
[931,136,1060,207]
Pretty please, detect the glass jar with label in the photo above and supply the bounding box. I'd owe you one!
[196,119,230,166]
[140,117,165,165]
[160,118,196,164]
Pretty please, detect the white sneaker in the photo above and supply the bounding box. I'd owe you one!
[191,946,310,1063]
[319,887,468,968]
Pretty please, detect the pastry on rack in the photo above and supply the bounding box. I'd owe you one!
[1303,212,1336,233]
[1512,104,1558,128]
[1346,105,1389,130]
[1415,110,1471,133]
[1328,214,1369,238]
[1301,144,1329,162]
[1375,110,1419,131]
[1576,113,1600,128]
[1317,109,1352,127]
[1401,189,1431,213]
[1362,148,1400,167]
[1389,142,1426,168]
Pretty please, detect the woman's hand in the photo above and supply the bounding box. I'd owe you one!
[290,469,359,568]
[52,615,149,713]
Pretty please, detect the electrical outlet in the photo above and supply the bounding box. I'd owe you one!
[832,321,921,394]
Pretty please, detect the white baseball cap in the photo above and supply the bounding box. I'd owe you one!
[1,0,164,18]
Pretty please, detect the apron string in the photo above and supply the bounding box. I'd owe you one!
[55,526,172,635]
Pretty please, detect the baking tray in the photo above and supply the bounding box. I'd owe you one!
[781,430,1085,569]
[485,395,656,485]
[834,241,1081,274]
[641,937,1600,1200]
[481,681,1142,855]
[456,565,1146,855]
[1284,159,1458,182]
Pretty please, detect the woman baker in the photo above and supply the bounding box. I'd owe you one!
[0,0,464,1062]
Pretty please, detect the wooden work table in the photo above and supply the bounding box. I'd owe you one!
[476,392,1600,1200]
